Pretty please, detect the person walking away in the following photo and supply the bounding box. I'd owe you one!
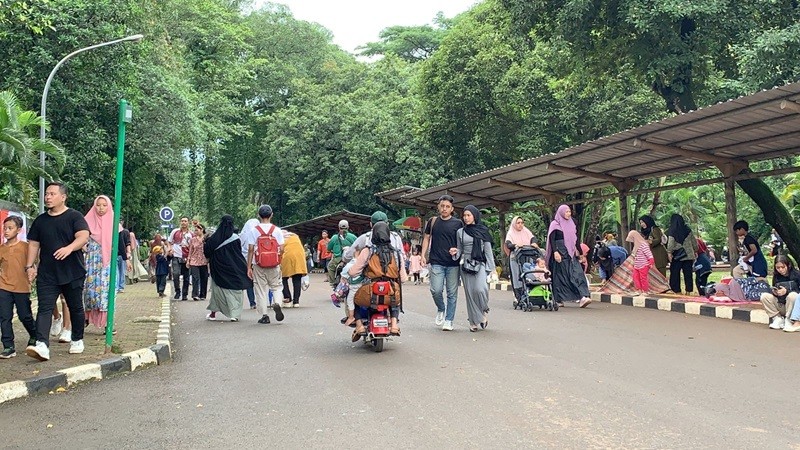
[317,230,331,270]
[451,205,495,332]
[187,224,209,301]
[326,221,356,287]
[420,195,464,330]
[280,231,308,307]
[545,205,592,308]
[245,205,285,324]
[639,215,668,276]
[732,220,768,279]
[626,230,654,296]
[169,217,192,300]
[759,255,800,331]
[116,219,132,294]
[83,195,114,333]
[153,246,169,297]
[25,182,90,361]
[0,216,36,359]
[204,215,252,322]
[665,214,699,295]
[409,248,422,284]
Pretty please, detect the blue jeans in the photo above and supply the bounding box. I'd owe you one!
[117,256,127,291]
[429,264,460,321]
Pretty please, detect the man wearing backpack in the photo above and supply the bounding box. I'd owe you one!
[245,205,285,324]
[326,220,357,287]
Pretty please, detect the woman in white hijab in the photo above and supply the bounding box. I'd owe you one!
[505,216,538,300]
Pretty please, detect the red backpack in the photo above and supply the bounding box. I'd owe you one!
[255,225,281,268]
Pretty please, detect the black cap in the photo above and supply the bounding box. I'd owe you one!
[258,204,273,218]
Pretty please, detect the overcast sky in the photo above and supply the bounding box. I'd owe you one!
[254,0,480,53]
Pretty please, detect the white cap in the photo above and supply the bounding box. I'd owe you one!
[338,220,349,229]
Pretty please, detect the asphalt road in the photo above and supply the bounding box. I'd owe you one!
[1,274,798,449]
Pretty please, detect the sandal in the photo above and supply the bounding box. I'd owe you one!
[390,327,401,336]
[344,317,356,327]
[480,320,488,330]
[469,325,478,332]
[351,330,361,342]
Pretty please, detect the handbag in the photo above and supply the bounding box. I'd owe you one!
[461,258,481,274]
[672,247,687,261]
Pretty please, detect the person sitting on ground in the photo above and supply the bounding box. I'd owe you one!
[596,244,628,284]
[694,234,713,294]
[732,220,768,279]
[759,255,800,331]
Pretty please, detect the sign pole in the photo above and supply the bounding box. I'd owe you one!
[106,99,131,351]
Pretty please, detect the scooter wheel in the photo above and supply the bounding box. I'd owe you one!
[373,339,384,353]
[553,302,559,311]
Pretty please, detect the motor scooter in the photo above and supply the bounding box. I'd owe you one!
[353,304,391,352]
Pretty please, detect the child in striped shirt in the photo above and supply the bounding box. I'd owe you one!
[626,230,654,295]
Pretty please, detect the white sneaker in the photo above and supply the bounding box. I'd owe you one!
[206,312,216,321]
[25,341,50,361]
[769,316,785,329]
[50,316,63,336]
[784,320,800,332]
[579,297,593,308]
[69,339,84,354]
[435,311,445,326]
[58,329,72,343]
[442,320,454,331]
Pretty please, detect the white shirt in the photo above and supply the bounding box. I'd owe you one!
[245,223,285,253]
[169,228,191,260]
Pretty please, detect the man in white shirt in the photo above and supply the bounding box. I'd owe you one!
[246,205,285,324]
[168,217,192,300]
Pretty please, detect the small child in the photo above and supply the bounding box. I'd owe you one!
[733,220,767,278]
[153,246,169,298]
[522,258,551,283]
[626,230,654,295]
[0,216,36,359]
[409,248,422,285]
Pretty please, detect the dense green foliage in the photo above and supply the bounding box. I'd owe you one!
[0,0,799,257]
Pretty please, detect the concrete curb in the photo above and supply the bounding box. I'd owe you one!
[486,280,768,325]
[0,285,173,405]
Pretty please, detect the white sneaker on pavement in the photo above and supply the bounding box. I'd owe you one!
[25,341,50,361]
[69,339,84,354]
[435,311,445,326]
[442,320,454,331]
[579,297,593,308]
[784,320,800,332]
[50,316,63,336]
[58,329,72,343]
[769,316,785,329]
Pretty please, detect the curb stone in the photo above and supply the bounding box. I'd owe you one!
[486,281,768,325]
[0,284,173,405]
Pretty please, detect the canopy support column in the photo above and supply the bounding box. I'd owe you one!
[613,181,635,252]
[724,179,739,268]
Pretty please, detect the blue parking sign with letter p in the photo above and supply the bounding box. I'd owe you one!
[159,207,174,222]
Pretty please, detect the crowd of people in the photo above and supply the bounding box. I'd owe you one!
[3,180,799,363]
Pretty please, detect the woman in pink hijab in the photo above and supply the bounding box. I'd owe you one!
[545,205,592,307]
[83,195,114,331]
[505,216,539,299]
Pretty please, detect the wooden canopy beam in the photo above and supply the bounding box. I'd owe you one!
[545,163,627,184]
[487,177,563,202]
[448,188,512,209]
[780,100,800,114]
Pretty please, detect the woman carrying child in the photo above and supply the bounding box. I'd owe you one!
[0,215,36,358]
[626,230,654,295]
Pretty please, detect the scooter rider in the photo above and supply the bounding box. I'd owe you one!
[346,220,405,337]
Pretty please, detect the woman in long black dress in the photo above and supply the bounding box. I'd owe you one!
[545,205,592,308]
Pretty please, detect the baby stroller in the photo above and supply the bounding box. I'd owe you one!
[511,246,557,312]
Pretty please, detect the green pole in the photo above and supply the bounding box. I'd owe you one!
[106,99,131,350]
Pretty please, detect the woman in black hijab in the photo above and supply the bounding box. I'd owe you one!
[639,215,668,276]
[451,205,495,331]
[203,215,252,321]
[665,213,699,295]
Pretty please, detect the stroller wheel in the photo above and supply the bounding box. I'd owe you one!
[553,302,559,311]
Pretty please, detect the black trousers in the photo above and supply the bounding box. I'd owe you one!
[669,259,694,294]
[35,279,85,345]
[696,271,711,293]
[156,275,167,295]
[172,258,190,298]
[282,274,303,303]
[0,289,35,349]
[190,265,208,298]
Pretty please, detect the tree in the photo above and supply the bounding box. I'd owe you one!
[357,12,455,62]
[0,91,65,211]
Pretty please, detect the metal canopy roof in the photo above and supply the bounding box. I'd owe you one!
[378,82,800,210]
[282,210,372,241]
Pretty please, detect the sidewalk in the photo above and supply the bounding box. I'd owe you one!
[0,280,171,403]
[487,280,770,325]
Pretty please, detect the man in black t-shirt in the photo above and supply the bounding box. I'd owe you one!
[420,195,464,331]
[24,182,90,361]
[117,219,132,293]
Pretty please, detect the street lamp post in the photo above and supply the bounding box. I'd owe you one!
[39,34,144,213]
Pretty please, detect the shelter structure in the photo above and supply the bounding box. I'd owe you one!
[377,82,800,262]
[282,210,372,242]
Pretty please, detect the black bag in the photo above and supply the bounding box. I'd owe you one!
[461,258,481,274]
[672,247,687,261]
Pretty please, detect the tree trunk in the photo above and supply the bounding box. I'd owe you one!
[737,174,800,264]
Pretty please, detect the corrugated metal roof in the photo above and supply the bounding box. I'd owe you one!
[379,82,800,210]
[282,210,372,241]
